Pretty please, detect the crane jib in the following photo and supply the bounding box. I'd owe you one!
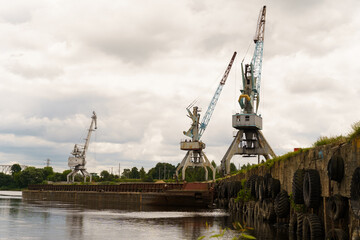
[198,52,237,139]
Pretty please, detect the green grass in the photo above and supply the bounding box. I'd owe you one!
[312,135,346,147]
[348,121,360,141]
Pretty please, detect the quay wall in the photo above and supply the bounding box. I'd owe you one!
[216,137,360,239]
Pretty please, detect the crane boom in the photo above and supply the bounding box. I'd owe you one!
[251,5,266,113]
[198,52,237,139]
[83,111,97,156]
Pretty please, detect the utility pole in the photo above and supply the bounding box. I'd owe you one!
[46,158,50,167]
[164,165,166,180]
[119,163,120,177]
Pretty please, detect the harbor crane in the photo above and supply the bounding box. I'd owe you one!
[176,52,237,181]
[221,5,276,176]
[67,111,97,183]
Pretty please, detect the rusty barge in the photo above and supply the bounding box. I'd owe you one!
[22,182,214,208]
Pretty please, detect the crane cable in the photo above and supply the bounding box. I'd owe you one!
[187,64,227,111]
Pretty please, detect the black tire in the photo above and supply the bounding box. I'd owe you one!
[255,176,264,200]
[262,199,275,221]
[351,167,360,218]
[233,181,242,197]
[274,190,290,218]
[296,212,304,239]
[258,181,265,202]
[268,178,280,199]
[325,229,348,240]
[303,169,321,208]
[327,194,347,220]
[221,182,228,199]
[292,169,305,204]
[302,214,323,240]
[242,201,248,215]
[289,213,298,239]
[254,201,262,219]
[327,154,345,183]
[263,173,272,198]
[247,175,258,198]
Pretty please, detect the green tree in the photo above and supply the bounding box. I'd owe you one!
[100,170,111,181]
[147,162,176,180]
[10,164,21,176]
[43,167,54,180]
[0,173,14,188]
[62,170,72,181]
[121,169,131,179]
[15,167,44,188]
[230,163,237,173]
[47,172,63,182]
[139,167,146,180]
[129,167,140,179]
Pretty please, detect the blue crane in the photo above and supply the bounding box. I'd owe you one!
[239,5,266,114]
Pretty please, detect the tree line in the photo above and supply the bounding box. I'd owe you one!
[0,161,238,189]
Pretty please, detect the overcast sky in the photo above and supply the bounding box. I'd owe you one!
[0,0,359,174]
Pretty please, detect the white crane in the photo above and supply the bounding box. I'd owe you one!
[67,111,97,183]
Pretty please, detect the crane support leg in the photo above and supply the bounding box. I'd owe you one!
[175,150,215,181]
[221,129,276,175]
[67,167,92,183]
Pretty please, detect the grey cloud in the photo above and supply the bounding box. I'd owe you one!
[285,76,337,94]
[6,61,64,80]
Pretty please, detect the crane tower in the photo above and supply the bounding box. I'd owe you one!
[176,52,237,181]
[67,111,97,183]
[221,6,276,175]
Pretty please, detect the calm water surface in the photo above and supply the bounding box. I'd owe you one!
[0,191,289,239]
[0,191,240,240]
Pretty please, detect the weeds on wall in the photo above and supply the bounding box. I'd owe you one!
[348,121,360,142]
[289,193,305,213]
[235,180,252,203]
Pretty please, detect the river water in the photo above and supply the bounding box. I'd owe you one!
[0,191,289,240]
[0,191,234,240]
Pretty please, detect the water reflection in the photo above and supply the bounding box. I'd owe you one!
[227,208,289,240]
[66,214,84,240]
[1,191,236,240]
